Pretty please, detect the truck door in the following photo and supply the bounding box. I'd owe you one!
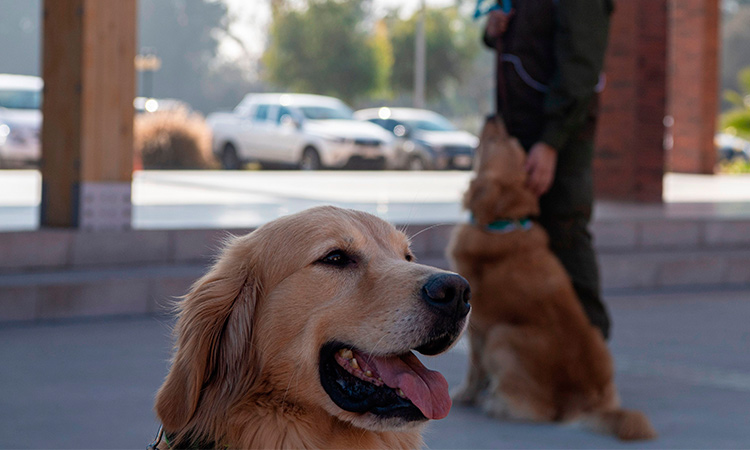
[239,103,274,161]
[268,105,303,164]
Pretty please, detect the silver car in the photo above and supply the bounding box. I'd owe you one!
[355,107,478,170]
[0,74,42,168]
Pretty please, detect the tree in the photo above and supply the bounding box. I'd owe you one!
[139,0,255,114]
[387,6,481,101]
[263,0,380,104]
[721,67,750,140]
[721,6,750,109]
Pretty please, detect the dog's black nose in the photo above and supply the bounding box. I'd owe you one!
[422,273,471,316]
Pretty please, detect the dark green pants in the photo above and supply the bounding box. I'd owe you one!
[522,135,611,339]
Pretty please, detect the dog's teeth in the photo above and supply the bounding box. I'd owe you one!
[365,370,373,377]
[378,377,383,382]
[340,349,353,360]
[351,358,359,370]
[397,389,406,398]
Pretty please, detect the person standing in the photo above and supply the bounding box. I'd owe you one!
[483,0,614,338]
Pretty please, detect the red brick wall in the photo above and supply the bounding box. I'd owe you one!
[594,0,668,203]
[667,0,719,173]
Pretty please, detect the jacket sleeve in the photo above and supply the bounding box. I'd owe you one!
[540,0,611,151]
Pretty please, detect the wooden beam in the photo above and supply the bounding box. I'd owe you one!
[41,0,135,229]
[41,0,84,227]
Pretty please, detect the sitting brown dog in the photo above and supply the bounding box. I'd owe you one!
[447,117,656,441]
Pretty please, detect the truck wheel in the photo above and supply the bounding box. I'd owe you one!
[221,143,241,170]
[299,147,322,170]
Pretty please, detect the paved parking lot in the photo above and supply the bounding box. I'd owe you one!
[3,170,750,231]
[1,288,749,449]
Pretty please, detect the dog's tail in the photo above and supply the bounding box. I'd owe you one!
[579,408,657,441]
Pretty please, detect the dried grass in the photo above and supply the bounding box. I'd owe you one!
[134,109,217,170]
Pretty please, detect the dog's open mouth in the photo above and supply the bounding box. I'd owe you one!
[319,341,452,422]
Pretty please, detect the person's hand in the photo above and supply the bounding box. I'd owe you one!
[525,142,558,197]
[485,9,514,40]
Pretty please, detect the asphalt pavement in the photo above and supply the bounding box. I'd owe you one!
[1,288,749,449]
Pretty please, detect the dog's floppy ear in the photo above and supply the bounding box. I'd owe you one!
[464,174,540,224]
[463,175,502,226]
[155,237,260,432]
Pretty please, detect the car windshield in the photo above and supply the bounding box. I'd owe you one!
[0,89,42,110]
[298,105,354,120]
[402,116,456,132]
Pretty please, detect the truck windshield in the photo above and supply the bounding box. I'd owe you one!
[0,89,42,110]
[298,105,353,120]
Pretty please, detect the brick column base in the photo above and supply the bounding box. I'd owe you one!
[594,0,667,203]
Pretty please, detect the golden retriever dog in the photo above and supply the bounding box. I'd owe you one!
[154,206,470,449]
[447,117,656,441]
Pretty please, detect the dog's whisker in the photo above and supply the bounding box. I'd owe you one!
[409,223,452,241]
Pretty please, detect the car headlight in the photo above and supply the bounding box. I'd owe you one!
[321,134,349,144]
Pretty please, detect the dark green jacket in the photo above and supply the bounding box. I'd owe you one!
[484,0,613,151]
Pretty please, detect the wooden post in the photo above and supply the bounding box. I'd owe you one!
[41,0,136,230]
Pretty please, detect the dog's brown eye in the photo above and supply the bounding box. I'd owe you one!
[319,250,354,267]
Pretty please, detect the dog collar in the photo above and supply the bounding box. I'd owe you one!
[470,214,533,233]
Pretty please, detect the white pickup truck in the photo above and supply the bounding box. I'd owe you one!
[0,74,42,168]
[207,93,395,170]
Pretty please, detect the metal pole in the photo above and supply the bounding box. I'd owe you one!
[414,0,426,108]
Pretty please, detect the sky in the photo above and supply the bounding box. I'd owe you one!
[221,0,459,61]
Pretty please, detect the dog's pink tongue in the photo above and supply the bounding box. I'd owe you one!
[369,352,451,420]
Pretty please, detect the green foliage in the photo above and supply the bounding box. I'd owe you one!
[0,0,254,114]
[262,1,483,107]
[263,0,379,104]
[721,109,750,139]
[717,158,750,174]
[370,20,395,99]
[721,6,750,108]
[387,7,481,100]
[139,0,235,114]
[720,66,750,140]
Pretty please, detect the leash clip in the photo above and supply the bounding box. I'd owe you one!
[147,425,164,450]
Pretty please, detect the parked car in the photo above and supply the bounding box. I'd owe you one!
[354,107,478,170]
[0,74,42,168]
[207,93,395,170]
[715,132,750,162]
[133,96,192,115]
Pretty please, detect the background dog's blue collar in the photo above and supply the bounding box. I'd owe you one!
[471,214,533,233]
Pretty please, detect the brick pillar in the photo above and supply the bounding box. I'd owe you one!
[667,0,719,174]
[594,0,667,203]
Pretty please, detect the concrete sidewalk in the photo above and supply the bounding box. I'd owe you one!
[1,288,748,449]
